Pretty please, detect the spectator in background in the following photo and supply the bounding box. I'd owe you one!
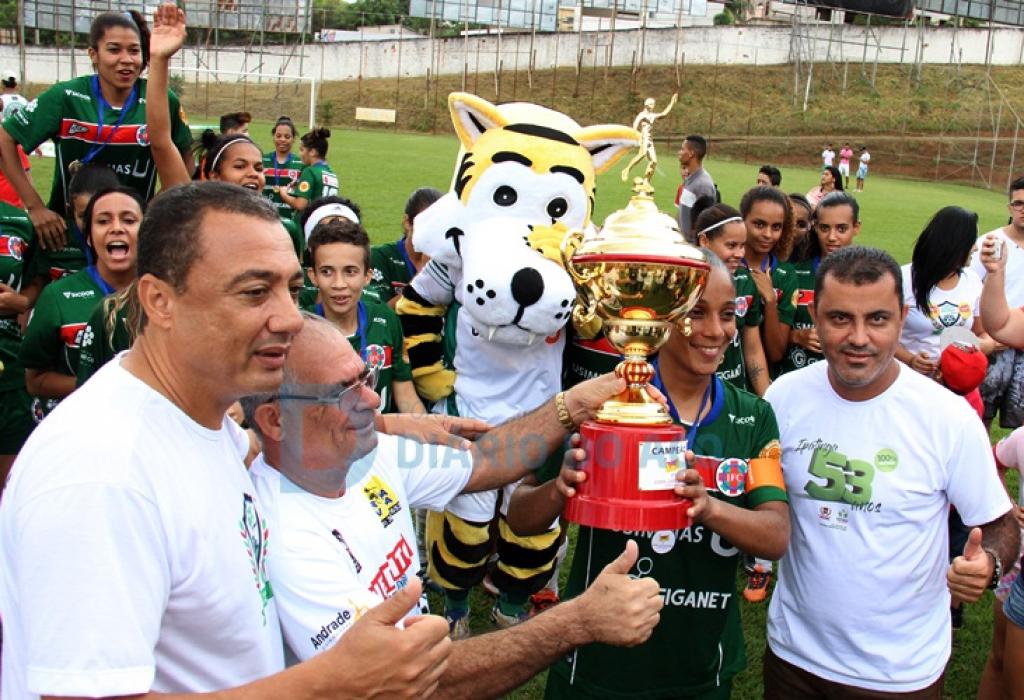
[806,165,843,208]
[897,206,996,380]
[856,145,871,192]
[757,164,782,188]
[219,110,252,135]
[365,186,441,307]
[0,68,32,209]
[821,142,835,170]
[972,177,1024,430]
[675,134,716,243]
[838,142,854,189]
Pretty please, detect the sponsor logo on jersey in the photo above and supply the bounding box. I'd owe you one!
[364,343,392,370]
[62,289,95,299]
[369,535,415,599]
[794,289,815,307]
[59,119,147,145]
[309,608,355,651]
[363,476,402,527]
[715,458,748,497]
[728,412,755,426]
[136,123,150,146]
[59,322,88,348]
[298,180,311,193]
[64,88,91,101]
[735,294,750,318]
[0,234,26,261]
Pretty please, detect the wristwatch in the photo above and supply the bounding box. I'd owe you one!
[984,547,1003,590]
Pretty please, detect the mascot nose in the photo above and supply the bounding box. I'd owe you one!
[511,267,545,308]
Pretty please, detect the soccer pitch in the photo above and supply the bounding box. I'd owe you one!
[28,123,1010,698]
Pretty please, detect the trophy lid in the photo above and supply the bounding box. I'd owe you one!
[572,180,708,267]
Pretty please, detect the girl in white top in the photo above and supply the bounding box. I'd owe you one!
[897,206,996,376]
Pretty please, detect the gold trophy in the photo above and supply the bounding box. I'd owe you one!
[560,175,709,531]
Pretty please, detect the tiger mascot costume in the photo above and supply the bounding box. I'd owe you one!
[397,92,638,635]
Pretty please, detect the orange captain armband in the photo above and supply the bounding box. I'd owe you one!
[746,457,786,493]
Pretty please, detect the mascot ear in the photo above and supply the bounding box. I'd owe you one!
[576,125,641,175]
[449,93,509,149]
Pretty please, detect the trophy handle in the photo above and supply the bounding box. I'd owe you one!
[560,229,595,285]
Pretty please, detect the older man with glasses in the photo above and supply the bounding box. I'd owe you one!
[970,176,1024,431]
[241,313,664,696]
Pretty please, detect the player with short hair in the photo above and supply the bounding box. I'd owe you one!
[763,245,1018,698]
[821,142,835,169]
[838,142,854,188]
[676,134,717,242]
[757,164,782,188]
[0,10,191,264]
[365,186,441,306]
[508,258,790,699]
[279,126,338,216]
[305,217,424,415]
[220,110,251,135]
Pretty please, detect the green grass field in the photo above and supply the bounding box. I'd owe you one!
[28,124,1016,699]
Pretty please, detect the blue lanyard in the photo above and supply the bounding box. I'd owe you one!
[315,300,368,359]
[651,359,718,449]
[741,253,777,274]
[83,75,138,166]
[272,153,294,183]
[396,236,416,278]
[86,264,114,295]
[811,255,821,276]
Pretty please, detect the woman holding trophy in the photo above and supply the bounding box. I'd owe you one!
[507,258,791,699]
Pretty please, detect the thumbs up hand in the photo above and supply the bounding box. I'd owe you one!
[325,577,452,698]
[573,540,664,647]
[947,528,995,605]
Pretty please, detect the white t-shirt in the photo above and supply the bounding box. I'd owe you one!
[764,361,1010,692]
[970,227,1024,308]
[822,149,835,166]
[250,432,473,661]
[0,359,284,699]
[860,151,871,165]
[899,263,982,358]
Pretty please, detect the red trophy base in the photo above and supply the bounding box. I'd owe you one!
[563,420,691,532]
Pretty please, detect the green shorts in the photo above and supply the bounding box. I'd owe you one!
[0,386,35,455]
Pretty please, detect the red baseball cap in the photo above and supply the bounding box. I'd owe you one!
[939,328,988,395]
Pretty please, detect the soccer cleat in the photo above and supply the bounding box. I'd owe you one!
[743,565,772,603]
[530,588,560,615]
[490,601,531,629]
[446,607,472,640]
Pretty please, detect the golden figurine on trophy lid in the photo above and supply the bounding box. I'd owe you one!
[560,117,710,532]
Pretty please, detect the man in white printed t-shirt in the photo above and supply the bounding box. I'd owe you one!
[971,176,1024,430]
[0,183,454,700]
[763,246,1019,699]
[242,315,664,697]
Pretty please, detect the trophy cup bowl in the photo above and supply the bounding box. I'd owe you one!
[561,184,710,531]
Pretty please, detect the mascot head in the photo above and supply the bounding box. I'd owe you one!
[413,93,638,345]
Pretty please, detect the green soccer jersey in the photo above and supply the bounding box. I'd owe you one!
[27,237,88,280]
[76,296,132,386]
[0,203,36,392]
[718,267,763,392]
[2,75,192,219]
[779,258,823,375]
[19,267,105,418]
[263,151,302,219]
[563,333,620,389]
[546,377,786,700]
[303,298,412,413]
[366,238,417,304]
[293,161,339,208]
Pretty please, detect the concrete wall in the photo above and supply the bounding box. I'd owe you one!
[1,22,1021,86]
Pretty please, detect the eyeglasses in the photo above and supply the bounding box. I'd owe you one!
[1010,200,1024,211]
[275,364,380,410]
